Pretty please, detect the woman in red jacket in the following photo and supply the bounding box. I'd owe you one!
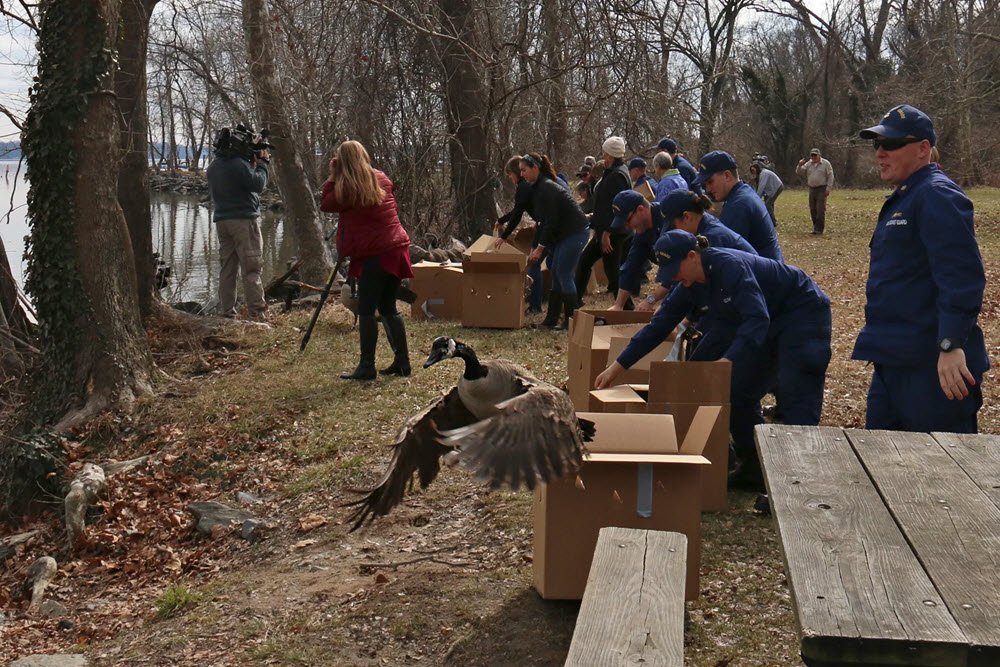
[321,141,413,380]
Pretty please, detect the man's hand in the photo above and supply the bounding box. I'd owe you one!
[594,361,624,390]
[601,231,612,254]
[635,299,654,312]
[492,236,505,250]
[938,349,976,400]
[797,159,806,166]
[825,190,831,197]
[528,245,544,265]
[607,303,623,312]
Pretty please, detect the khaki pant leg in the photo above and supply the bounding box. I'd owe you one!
[216,220,240,316]
[234,218,266,314]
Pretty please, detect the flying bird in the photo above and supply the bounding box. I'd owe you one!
[344,336,594,531]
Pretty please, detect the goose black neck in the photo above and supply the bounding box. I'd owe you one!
[455,343,488,380]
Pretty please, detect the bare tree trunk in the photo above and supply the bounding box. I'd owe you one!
[242,0,333,286]
[22,0,153,429]
[116,0,160,319]
[438,0,497,237]
[542,0,566,166]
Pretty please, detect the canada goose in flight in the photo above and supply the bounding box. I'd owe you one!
[345,337,594,531]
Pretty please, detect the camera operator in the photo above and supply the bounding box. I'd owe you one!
[206,128,270,320]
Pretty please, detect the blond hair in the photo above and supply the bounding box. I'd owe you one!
[333,141,385,208]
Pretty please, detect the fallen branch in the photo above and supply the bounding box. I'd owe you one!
[359,555,472,571]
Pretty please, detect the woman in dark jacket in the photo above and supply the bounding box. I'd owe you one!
[575,136,632,303]
[520,153,589,329]
[494,156,548,313]
[321,141,413,380]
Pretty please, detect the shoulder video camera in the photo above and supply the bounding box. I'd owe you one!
[213,124,272,163]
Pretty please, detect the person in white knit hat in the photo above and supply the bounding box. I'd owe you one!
[574,136,633,306]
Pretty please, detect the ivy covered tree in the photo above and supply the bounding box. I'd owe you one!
[22,0,152,430]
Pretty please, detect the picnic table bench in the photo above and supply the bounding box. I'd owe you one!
[756,424,1000,666]
[565,527,687,666]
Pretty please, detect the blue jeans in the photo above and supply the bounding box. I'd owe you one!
[548,228,589,294]
[527,245,551,308]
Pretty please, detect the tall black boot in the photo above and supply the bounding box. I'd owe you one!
[379,313,411,376]
[534,291,562,329]
[552,293,577,330]
[341,315,377,380]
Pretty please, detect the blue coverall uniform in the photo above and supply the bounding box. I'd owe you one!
[672,154,702,195]
[852,164,989,432]
[618,209,756,296]
[718,181,783,262]
[618,248,832,455]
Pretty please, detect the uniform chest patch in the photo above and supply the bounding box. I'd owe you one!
[886,219,908,227]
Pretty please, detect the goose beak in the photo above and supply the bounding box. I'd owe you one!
[424,348,448,368]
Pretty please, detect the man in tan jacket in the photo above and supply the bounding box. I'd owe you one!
[797,148,835,234]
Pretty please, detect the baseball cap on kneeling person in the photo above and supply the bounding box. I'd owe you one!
[611,190,647,230]
[654,229,698,285]
[692,150,739,186]
[859,104,936,146]
[657,137,677,153]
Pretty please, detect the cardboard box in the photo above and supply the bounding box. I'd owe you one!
[567,309,674,411]
[461,235,528,329]
[532,409,719,600]
[634,180,656,202]
[409,261,464,321]
[507,224,535,255]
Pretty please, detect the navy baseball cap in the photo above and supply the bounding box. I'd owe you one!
[611,190,647,230]
[628,157,647,170]
[693,150,739,186]
[859,105,936,146]
[654,230,698,285]
[659,189,697,225]
[657,137,677,153]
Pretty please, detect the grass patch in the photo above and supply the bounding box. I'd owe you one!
[156,584,202,618]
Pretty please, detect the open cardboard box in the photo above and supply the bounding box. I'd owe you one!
[409,261,464,321]
[533,408,720,601]
[567,309,674,411]
[461,235,528,329]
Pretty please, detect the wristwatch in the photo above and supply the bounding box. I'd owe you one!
[646,295,657,304]
[939,337,962,352]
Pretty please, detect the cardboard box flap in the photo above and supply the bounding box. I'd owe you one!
[577,412,677,454]
[464,234,526,266]
[591,323,646,349]
[607,335,674,371]
[589,385,642,404]
[586,453,711,465]
[647,360,732,403]
[678,405,722,455]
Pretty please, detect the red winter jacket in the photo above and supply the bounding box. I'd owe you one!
[321,170,410,260]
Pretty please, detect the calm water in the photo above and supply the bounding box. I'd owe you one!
[0,161,298,304]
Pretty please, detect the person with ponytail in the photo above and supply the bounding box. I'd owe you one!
[608,189,756,312]
[494,155,549,314]
[514,152,589,329]
[594,230,832,491]
[321,141,413,380]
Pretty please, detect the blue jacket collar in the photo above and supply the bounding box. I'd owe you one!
[887,163,939,200]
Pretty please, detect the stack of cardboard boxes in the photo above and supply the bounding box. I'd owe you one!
[532,309,732,601]
[408,235,528,328]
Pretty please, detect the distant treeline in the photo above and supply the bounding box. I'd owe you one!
[0,142,207,166]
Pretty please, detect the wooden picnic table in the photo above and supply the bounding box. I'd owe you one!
[756,425,1000,667]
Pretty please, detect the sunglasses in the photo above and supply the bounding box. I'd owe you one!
[871,137,924,151]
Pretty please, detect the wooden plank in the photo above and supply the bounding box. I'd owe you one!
[848,429,1000,665]
[932,432,1000,512]
[565,527,686,667]
[756,425,967,666]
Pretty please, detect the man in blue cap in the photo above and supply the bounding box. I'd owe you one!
[594,229,832,490]
[853,104,988,433]
[607,189,755,311]
[657,137,701,194]
[628,157,654,192]
[694,150,783,262]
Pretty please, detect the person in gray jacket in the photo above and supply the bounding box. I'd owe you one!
[749,160,783,226]
[206,128,270,319]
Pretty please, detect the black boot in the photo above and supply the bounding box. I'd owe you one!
[341,315,377,380]
[553,293,577,331]
[379,313,411,377]
[534,291,562,329]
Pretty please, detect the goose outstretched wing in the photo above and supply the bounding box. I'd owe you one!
[344,386,476,531]
[436,379,591,491]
